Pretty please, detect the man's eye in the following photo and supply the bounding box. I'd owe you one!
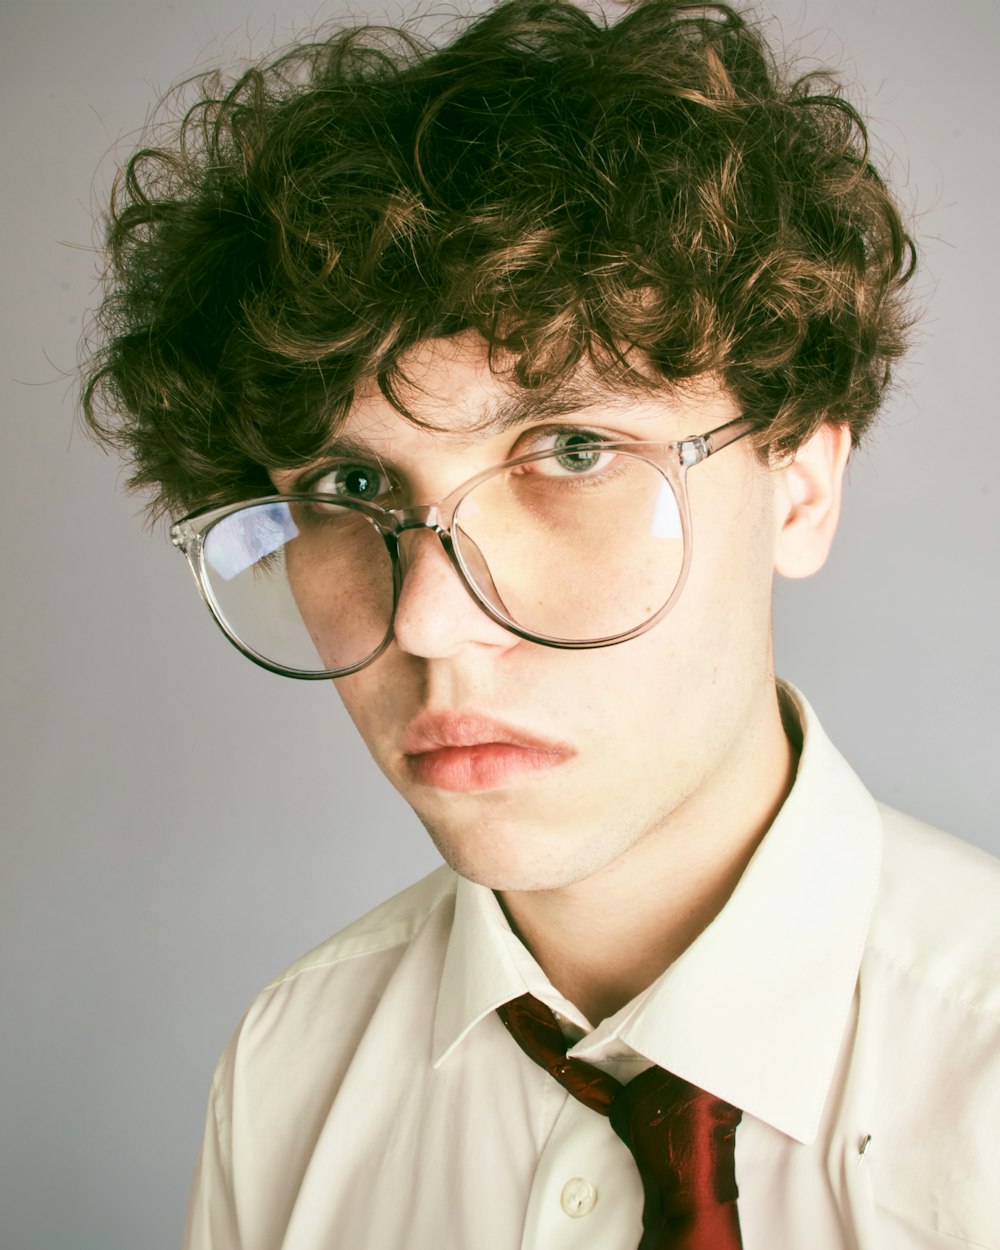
[525,428,617,475]
[313,464,387,502]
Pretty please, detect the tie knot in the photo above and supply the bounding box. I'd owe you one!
[497,993,619,1114]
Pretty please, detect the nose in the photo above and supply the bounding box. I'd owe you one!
[391,527,517,660]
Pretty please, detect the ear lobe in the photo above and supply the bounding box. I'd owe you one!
[772,423,852,579]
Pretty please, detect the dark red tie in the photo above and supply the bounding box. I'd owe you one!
[497,994,743,1249]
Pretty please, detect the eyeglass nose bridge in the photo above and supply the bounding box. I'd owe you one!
[389,502,447,537]
[384,505,458,572]
[381,503,468,584]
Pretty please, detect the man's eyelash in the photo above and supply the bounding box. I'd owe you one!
[523,423,621,446]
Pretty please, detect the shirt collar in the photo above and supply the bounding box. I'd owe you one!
[432,683,882,1145]
[432,863,587,1068]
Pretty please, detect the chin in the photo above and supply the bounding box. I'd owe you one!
[420,814,618,894]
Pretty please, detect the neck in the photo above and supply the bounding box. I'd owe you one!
[497,683,798,1025]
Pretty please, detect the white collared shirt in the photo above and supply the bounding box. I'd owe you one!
[183,689,1000,1250]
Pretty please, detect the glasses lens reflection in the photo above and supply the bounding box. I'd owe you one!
[202,502,394,674]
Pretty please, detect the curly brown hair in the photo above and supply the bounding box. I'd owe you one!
[81,0,916,520]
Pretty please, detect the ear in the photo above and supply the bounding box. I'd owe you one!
[772,423,852,579]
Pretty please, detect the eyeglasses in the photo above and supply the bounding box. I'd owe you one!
[170,416,756,679]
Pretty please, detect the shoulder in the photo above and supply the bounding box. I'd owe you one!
[262,862,457,993]
[213,865,457,1098]
[867,804,1000,1015]
[187,867,461,1241]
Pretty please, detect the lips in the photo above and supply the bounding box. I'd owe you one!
[401,711,573,792]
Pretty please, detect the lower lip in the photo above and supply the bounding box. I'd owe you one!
[405,743,567,792]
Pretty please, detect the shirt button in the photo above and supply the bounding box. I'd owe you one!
[560,1177,598,1218]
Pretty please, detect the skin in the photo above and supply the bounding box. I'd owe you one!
[271,332,850,1024]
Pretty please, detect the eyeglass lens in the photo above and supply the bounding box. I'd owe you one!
[199,449,684,675]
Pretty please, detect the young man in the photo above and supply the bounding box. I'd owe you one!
[83,1,999,1246]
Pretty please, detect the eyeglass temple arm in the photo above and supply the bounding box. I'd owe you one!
[677,416,758,468]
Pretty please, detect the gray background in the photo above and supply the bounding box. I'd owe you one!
[2,1,997,1247]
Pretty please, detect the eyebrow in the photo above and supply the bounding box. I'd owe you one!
[472,382,624,433]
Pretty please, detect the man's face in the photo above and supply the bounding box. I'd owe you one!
[272,334,788,893]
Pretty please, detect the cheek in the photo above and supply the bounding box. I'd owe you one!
[607,470,778,737]
[684,463,776,616]
[332,668,390,744]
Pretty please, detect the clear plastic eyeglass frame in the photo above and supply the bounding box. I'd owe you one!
[170,415,757,679]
